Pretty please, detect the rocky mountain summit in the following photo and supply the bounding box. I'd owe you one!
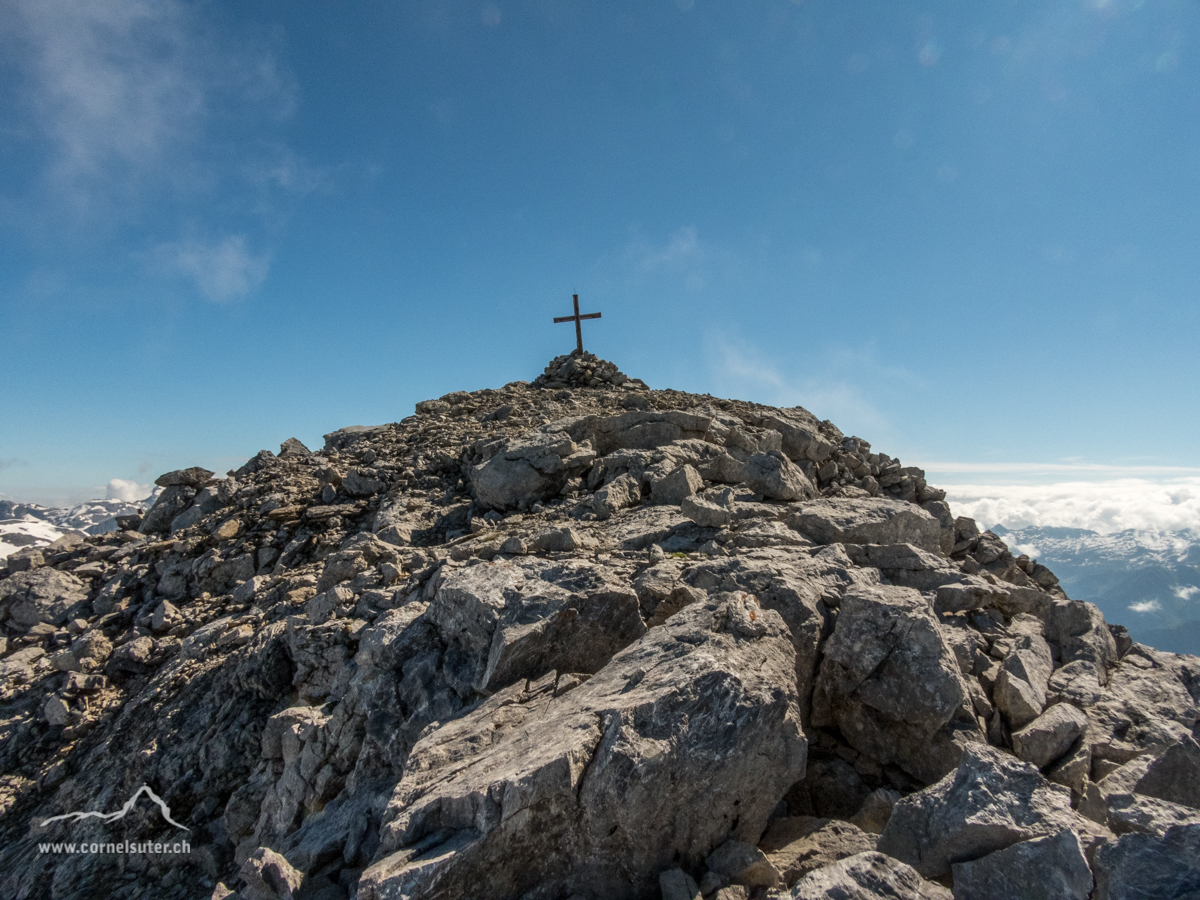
[1,351,1197,900]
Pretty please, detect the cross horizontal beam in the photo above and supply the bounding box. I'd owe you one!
[553,293,601,353]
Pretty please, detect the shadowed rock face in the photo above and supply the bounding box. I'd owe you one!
[1,355,1197,900]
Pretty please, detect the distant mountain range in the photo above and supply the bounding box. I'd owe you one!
[994,524,1200,657]
[0,494,157,559]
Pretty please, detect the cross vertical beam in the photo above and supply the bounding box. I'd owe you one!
[553,293,602,354]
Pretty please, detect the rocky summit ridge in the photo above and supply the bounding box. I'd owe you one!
[1,352,1197,900]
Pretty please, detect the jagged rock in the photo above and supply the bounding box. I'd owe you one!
[759,817,877,887]
[681,492,733,528]
[704,839,780,889]
[741,451,815,501]
[1011,703,1089,769]
[993,625,1054,730]
[155,466,215,487]
[878,744,1103,878]
[426,557,646,693]
[594,472,641,520]
[139,483,196,533]
[471,431,585,510]
[950,829,1093,900]
[279,438,311,457]
[812,583,981,784]
[651,464,703,504]
[358,594,806,900]
[240,846,304,900]
[1105,792,1200,836]
[1091,824,1200,900]
[788,499,943,553]
[788,851,928,900]
[0,568,89,627]
[1098,735,1200,810]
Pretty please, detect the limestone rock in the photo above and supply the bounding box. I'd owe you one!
[155,466,215,487]
[358,595,807,900]
[788,499,943,553]
[741,451,816,501]
[1011,703,1089,769]
[1105,792,1200,836]
[950,829,1093,900]
[240,846,304,900]
[0,568,89,627]
[878,744,1098,878]
[1091,824,1200,900]
[426,557,646,694]
[759,817,878,887]
[812,584,981,784]
[651,464,703,504]
[789,851,928,900]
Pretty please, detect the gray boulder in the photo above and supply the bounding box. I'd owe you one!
[950,829,1093,900]
[741,451,815,501]
[1091,824,1200,900]
[1011,703,1089,769]
[594,472,642,520]
[138,483,196,534]
[0,569,90,627]
[343,468,387,497]
[994,629,1054,730]
[681,493,733,528]
[758,817,877,887]
[472,431,589,510]
[788,499,944,553]
[878,744,1098,878]
[651,464,704,504]
[154,466,214,487]
[1099,736,1200,811]
[426,558,646,694]
[789,851,928,900]
[358,594,807,900]
[812,584,981,784]
[1106,793,1200,836]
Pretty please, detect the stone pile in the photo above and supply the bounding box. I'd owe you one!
[531,350,642,390]
[0,356,1196,900]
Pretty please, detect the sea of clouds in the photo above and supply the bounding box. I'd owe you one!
[941,476,1200,534]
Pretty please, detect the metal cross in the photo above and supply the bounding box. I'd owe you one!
[553,294,601,354]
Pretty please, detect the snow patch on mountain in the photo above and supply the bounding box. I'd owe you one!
[994,523,1200,656]
[0,490,159,560]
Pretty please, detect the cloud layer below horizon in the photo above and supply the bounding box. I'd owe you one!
[943,476,1200,534]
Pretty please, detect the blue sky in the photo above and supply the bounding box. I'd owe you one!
[1,0,1198,527]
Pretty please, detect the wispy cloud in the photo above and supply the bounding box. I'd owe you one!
[943,476,1200,534]
[1174,586,1200,601]
[2,0,313,300]
[705,333,924,439]
[155,235,270,302]
[1129,600,1161,614]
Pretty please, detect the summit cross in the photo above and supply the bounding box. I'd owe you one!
[553,294,601,354]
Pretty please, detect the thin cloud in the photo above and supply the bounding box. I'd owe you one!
[1128,600,1161,614]
[156,235,270,302]
[706,333,919,438]
[1173,586,1200,602]
[3,0,310,299]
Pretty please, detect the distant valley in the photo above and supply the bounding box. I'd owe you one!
[995,524,1200,656]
